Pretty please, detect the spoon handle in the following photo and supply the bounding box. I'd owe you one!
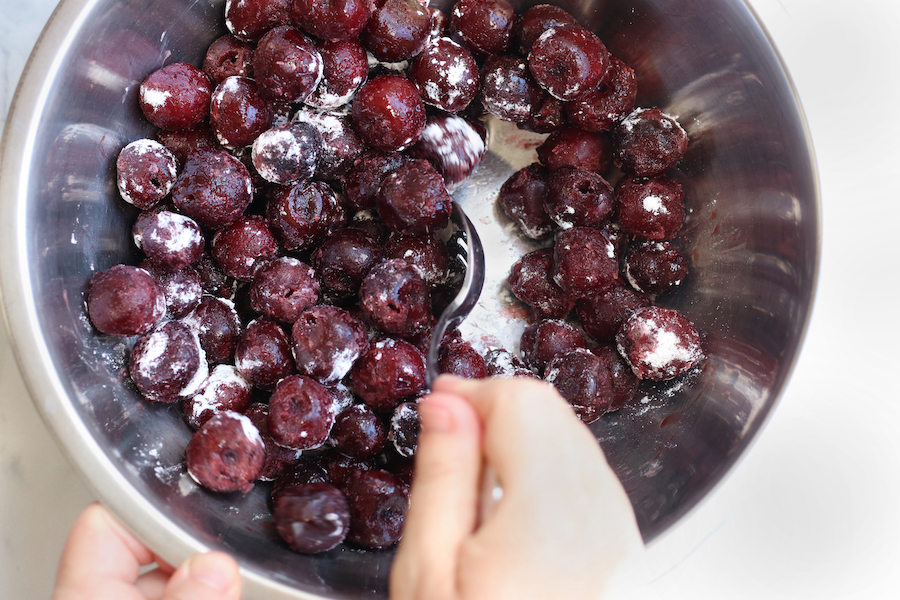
[425,201,486,387]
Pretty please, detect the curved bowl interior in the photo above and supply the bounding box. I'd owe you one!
[0,0,818,598]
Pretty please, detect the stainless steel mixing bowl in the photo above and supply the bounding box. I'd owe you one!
[0,0,818,597]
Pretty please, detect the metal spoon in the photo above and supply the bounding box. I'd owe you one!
[425,201,486,387]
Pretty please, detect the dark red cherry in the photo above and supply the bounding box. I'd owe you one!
[87,264,165,337]
[269,374,338,449]
[273,482,351,553]
[312,228,384,297]
[520,318,588,375]
[249,257,321,324]
[304,38,369,109]
[528,25,609,101]
[342,469,409,549]
[544,348,612,424]
[203,34,255,84]
[552,226,619,297]
[351,75,426,152]
[235,318,295,389]
[536,127,612,174]
[388,401,419,458]
[623,240,689,295]
[183,295,243,365]
[265,181,346,251]
[359,259,432,338]
[211,215,280,282]
[438,338,488,379]
[332,404,387,458]
[351,337,426,412]
[226,0,293,42]
[253,25,323,104]
[360,0,432,62]
[244,402,303,481]
[514,4,578,55]
[612,108,689,176]
[377,159,452,234]
[614,175,686,240]
[185,411,266,493]
[565,56,638,132]
[497,163,555,239]
[139,62,212,131]
[384,232,450,288]
[171,149,253,230]
[450,0,515,57]
[576,282,653,342]
[507,247,575,319]
[543,166,615,230]
[291,305,369,384]
[293,0,375,41]
[210,76,273,149]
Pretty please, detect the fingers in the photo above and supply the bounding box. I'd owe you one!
[53,502,155,600]
[432,376,607,496]
[390,391,483,600]
[161,552,241,600]
[432,375,643,600]
[53,502,241,600]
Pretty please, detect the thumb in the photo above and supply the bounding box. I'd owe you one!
[390,391,482,600]
[162,552,241,600]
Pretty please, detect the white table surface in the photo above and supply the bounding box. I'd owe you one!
[2,0,899,598]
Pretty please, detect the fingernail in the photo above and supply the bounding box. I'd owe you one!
[187,553,238,593]
[419,396,454,434]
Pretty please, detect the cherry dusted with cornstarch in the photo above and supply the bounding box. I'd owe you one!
[235,318,295,390]
[139,62,212,131]
[129,320,208,403]
[185,410,266,493]
[616,306,704,381]
[377,159,452,234]
[268,374,338,450]
[359,259,432,339]
[613,107,690,176]
[528,24,609,101]
[116,139,178,210]
[352,337,427,413]
[290,305,370,385]
[171,149,254,230]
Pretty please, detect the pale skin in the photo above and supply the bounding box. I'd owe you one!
[52,375,642,600]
